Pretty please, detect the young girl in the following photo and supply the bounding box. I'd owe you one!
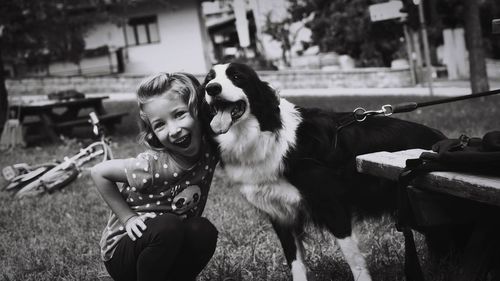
[91,72,219,281]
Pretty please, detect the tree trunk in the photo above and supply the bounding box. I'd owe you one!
[0,41,8,131]
[464,0,489,93]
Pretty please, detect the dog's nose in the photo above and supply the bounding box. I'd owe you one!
[205,83,222,96]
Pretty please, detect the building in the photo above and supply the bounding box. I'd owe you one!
[7,0,304,77]
[12,0,214,76]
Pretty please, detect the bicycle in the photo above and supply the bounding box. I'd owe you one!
[2,112,113,198]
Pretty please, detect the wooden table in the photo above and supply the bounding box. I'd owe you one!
[9,96,126,142]
[357,149,500,281]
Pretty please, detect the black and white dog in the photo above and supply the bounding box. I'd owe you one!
[202,62,445,281]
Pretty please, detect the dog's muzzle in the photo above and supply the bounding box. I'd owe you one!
[209,100,246,135]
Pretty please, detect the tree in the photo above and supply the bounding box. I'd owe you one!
[0,0,107,129]
[464,0,489,93]
[433,0,494,92]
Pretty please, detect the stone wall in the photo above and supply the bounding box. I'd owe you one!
[6,68,412,96]
[259,68,412,89]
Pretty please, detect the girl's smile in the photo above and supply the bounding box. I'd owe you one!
[143,93,202,164]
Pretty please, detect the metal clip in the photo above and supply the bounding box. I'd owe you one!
[353,107,367,122]
[381,104,393,116]
[353,104,393,122]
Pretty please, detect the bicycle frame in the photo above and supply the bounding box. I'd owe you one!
[15,112,114,198]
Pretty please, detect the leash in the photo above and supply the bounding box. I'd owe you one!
[333,88,500,149]
[352,88,500,121]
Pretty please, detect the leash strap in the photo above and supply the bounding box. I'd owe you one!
[355,88,500,120]
[334,88,500,150]
[417,88,500,109]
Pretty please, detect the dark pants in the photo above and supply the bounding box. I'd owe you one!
[104,214,218,281]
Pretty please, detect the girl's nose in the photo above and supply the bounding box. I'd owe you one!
[169,127,182,138]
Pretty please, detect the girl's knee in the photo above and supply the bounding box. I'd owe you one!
[185,217,218,241]
[147,213,184,240]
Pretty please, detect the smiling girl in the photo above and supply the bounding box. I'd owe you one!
[91,72,219,281]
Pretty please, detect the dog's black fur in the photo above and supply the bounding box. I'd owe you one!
[202,62,446,280]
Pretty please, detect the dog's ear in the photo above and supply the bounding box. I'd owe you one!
[250,79,282,132]
[256,80,279,107]
[201,69,215,89]
[197,82,217,135]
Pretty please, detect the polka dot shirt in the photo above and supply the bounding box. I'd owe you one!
[99,140,219,261]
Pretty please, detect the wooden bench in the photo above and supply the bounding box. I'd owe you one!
[356,149,500,206]
[356,149,500,281]
[54,112,128,133]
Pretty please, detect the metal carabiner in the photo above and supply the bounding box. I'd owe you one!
[353,107,367,122]
[353,104,393,122]
[381,104,393,116]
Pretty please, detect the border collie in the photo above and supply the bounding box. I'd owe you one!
[202,62,445,281]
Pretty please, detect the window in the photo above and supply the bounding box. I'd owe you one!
[125,15,160,46]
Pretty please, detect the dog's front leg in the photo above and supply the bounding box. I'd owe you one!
[336,234,372,281]
[271,219,308,281]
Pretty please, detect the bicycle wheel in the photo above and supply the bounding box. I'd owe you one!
[4,164,56,192]
[43,166,79,193]
[16,166,79,198]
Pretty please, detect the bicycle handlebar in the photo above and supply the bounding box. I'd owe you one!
[89,112,106,137]
[89,112,100,125]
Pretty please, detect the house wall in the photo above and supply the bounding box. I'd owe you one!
[28,0,212,77]
[85,22,126,50]
[111,0,211,74]
[48,55,117,76]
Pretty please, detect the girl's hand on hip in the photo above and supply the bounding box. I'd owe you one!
[125,213,157,241]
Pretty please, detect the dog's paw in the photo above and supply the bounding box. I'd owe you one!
[291,260,308,281]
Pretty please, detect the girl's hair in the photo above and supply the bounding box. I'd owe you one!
[136,72,201,150]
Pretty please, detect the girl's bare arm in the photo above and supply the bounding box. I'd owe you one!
[91,159,137,224]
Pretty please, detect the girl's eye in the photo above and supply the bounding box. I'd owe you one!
[175,111,187,118]
[152,122,165,130]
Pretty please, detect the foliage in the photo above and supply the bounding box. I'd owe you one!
[287,0,405,67]
[0,1,110,67]
[286,0,500,66]
[262,12,311,68]
[262,13,294,67]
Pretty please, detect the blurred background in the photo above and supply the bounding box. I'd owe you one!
[1,0,499,89]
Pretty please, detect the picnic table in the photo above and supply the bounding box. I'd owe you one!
[356,149,500,281]
[9,96,127,142]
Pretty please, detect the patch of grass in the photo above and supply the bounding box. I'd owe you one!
[1,95,498,280]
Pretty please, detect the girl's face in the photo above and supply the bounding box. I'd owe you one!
[143,93,202,160]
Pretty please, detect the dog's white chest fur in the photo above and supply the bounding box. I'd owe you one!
[217,99,303,223]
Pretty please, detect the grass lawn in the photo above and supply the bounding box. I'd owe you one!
[1,95,499,281]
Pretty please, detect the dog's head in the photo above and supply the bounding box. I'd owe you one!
[202,63,282,134]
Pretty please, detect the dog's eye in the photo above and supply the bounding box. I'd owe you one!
[233,74,239,80]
